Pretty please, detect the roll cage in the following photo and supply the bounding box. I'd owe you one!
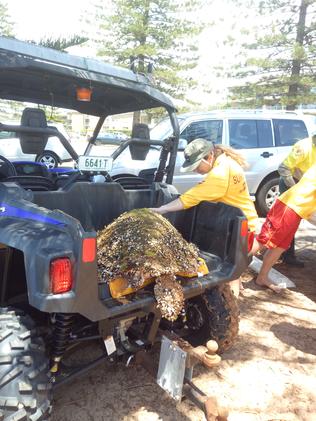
[0,36,179,183]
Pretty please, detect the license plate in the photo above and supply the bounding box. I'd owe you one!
[157,336,186,401]
[78,156,113,172]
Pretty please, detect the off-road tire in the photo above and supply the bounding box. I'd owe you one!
[0,308,51,420]
[185,284,239,353]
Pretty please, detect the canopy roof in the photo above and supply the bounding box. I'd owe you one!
[0,37,176,116]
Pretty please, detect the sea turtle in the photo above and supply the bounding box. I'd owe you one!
[97,208,200,321]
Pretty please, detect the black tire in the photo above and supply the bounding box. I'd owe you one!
[256,177,280,217]
[185,284,239,353]
[0,308,51,420]
[36,151,59,169]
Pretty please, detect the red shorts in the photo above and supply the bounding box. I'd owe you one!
[256,199,301,250]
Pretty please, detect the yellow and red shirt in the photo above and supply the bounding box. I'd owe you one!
[278,163,316,219]
[179,153,258,232]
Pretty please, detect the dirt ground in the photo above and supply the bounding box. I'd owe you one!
[51,221,316,421]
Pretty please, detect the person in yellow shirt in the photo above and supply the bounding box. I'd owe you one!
[150,138,259,297]
[278,134,316,266]
[252,163,316,292]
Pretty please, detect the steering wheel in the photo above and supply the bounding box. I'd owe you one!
[0,155,17,179]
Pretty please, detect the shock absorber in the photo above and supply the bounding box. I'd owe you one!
[50,313,74,374]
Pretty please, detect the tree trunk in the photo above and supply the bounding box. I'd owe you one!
[132,2,149,126]
[286,0,308,110]
[132,110,141,125]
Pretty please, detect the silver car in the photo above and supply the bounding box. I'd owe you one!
[0,122,72,168]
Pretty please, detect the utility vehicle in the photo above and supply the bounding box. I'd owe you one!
[0,37,250,420]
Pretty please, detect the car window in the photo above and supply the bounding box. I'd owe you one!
[180,120,223,143]
[150,117,184,140]
[257,120,274,147]
[0,131,16,139]
[273,119,308,146]
[228,119,273,149]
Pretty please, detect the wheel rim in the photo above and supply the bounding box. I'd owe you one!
[39,155,57,169]
[266,184,279,209]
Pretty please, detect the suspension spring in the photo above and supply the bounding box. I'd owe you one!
[51,313,74,372]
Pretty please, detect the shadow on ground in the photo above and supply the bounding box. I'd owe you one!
[270,322,316,355]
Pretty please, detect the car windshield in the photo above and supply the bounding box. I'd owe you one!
[150,117,184,140]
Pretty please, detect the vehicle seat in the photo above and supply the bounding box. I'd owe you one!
[129,123,150,160]
[239,124,251,139]
[5,175,55,191]
[237,124,256,147]
[139,168,156,183]
[20,108,49,154]
[279,126,294,145]
[113,176,150,189]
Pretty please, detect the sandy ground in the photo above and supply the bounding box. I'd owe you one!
[51,221,316,421]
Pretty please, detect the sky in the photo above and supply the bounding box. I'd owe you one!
[7,0,89,41]
[5,0,250,106]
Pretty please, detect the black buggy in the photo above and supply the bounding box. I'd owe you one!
[0,37,250,420]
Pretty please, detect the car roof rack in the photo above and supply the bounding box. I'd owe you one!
[209,109,299,115]
[178,109,303,119]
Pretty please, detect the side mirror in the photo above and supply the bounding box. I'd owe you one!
[178,138,188,151]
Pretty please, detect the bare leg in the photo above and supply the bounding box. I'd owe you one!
[255,247,285,293]
[250,238,262,255]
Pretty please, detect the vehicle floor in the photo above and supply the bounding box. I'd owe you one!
[51,221,316,421]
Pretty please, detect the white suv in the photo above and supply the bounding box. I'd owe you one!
[85,110,316,215]
[149,110,316,215]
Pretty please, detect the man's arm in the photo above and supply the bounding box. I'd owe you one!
[278,140,306,188]
[150,198,184,215]
[278,162,296,188]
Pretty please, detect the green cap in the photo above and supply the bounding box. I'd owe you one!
[180,138,214,173]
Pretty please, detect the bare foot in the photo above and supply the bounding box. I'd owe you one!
[255,278,282,293]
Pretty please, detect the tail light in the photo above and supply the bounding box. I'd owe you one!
[82,238,96,263]
[240,219,254,252]
[240,219,248,237]
[50,258,73,294]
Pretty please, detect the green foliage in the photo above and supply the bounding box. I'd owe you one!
[0,1,14,37]
[90,0,206,101]
[31,35,88,52]
[227,0,316,110]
